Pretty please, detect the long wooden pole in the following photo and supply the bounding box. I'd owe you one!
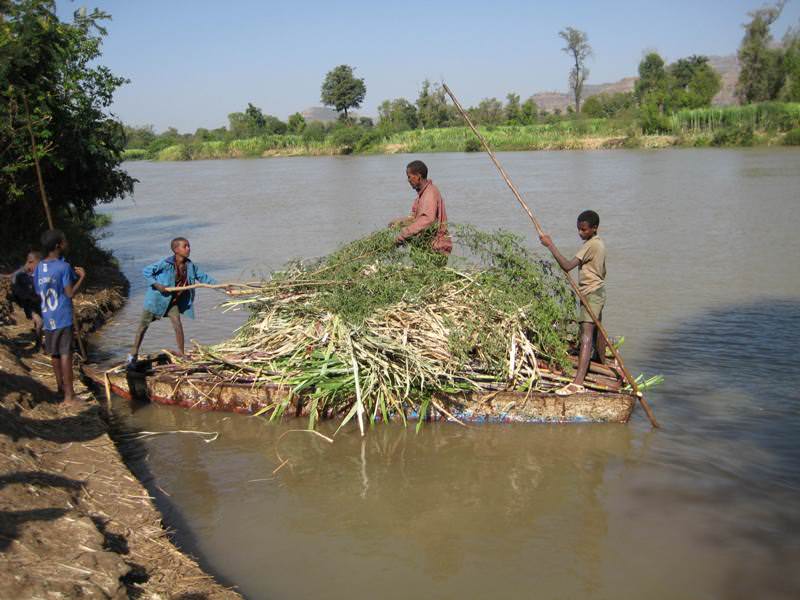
[442,83,659,428]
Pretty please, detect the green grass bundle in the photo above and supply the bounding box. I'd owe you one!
[205,225,576,430]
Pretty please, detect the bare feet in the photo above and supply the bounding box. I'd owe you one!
[555,383,587,396]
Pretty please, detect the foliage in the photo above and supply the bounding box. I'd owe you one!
[468,97,505,125]
[736,1,786,104]
[779,28,800,102]
[783,127,800,145]
[209,225,577,429]
[667,56,722,109]
[321,64,366,120]
[559,27,592,113]
[378,98,418,132]
[670,102,800,134]
[416,80,455,128]
[329,125,365,153]
[0,0,134,260]
[711,124,754,147]
[228,103,287,138]
[582,92,635,119]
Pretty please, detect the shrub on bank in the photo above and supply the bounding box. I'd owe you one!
[122,148,150,161]
[783,128,800,145]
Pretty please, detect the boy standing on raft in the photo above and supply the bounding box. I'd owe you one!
[128,237,225,366]
[390,160,452,260]
[33,230,86,404]
[539,210,607,396]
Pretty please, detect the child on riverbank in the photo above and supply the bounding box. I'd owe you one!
[34,230,86,404]
[539,210,607,396]
[12,250,43,351]
[128,237,225,366]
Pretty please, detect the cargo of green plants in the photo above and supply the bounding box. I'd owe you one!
[174,225,585,430]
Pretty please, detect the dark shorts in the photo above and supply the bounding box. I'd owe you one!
[44,326,73,357]
[22,301,42,321]
[139,303,180,328]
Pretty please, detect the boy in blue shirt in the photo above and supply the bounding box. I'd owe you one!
[33,230,86,404]
[128,237,223,366]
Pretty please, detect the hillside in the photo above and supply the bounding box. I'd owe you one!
[530,54,740,112]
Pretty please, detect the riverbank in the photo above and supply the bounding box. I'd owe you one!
[123,102,800,161]
[0,265,241,598]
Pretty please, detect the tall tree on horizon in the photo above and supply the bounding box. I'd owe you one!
[736,1,786,103]
[321,65,366,122]
[559,27,592,113]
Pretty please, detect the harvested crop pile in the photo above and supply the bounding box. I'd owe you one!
[184,224,581,429]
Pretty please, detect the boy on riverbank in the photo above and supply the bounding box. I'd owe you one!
[34,230,86,404]
[128,237,224,366]
[12,250,44,351]
[539,210,607,396]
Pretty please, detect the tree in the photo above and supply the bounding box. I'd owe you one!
[736,1,786,103]
[321,65,366,121]
[416,80,454,128]
[288,112,306,134]
[582,92,635,119]
[504,93,522,124]
[668,55,721,109]
[0,0,134,257]
[469,98,504,125]
[521,97,538,124]
[559,27,592,113]
[779,27,800,101]
[378,98,418,132]
[635,52,669,107]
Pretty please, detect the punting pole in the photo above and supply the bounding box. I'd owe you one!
[441,83,659,428]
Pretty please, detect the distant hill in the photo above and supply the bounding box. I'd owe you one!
[530,54,740,112]
[300,106,340,123]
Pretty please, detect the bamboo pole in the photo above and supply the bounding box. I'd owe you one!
[442,82,659,428]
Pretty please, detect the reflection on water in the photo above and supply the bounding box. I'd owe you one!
[94,149,800,599]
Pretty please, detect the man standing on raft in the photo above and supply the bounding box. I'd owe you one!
[390,160,452,262]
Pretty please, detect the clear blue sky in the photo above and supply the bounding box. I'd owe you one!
[57,0,800,132]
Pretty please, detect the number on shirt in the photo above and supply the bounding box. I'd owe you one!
[39,289,58,313]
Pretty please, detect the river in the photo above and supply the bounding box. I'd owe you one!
[93,149,800,599]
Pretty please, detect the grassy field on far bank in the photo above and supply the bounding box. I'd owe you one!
[124,102,800,162]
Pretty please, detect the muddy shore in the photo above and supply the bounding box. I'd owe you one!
[0,267,241,598]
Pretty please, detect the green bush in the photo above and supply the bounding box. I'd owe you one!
[783,128,800,145]
[157,144,191,160]
[464,138,482,152]
[354,130,385,152]
[711,125,754,147]
[330,126,365,154]
[122,148,149,161]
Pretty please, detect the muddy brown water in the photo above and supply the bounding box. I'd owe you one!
[92,149,800,599]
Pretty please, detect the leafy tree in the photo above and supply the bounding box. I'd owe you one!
[779,27,800,101]
[378,98,418,132]
[0,0,134,257]
[468,97,504,125]
[321,65,366,121]
[262,115,287,135]
[635,52,669,107]
[521,97,538,124]
[504,93,522,124]
[736,1,786,103]
[667,55,721,109]
[124,125,156,149]
[559,27,592,113]
[416,80,454,128]
[301,121,328,143]
[245,102,266,129]
[288,112,306,134]
[582,92,635,119]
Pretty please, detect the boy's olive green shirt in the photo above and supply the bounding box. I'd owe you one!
[574,236,606,295]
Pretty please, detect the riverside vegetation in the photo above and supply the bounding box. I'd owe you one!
[124,101,800,162]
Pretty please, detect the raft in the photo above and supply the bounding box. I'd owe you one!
[81,355,636,424]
